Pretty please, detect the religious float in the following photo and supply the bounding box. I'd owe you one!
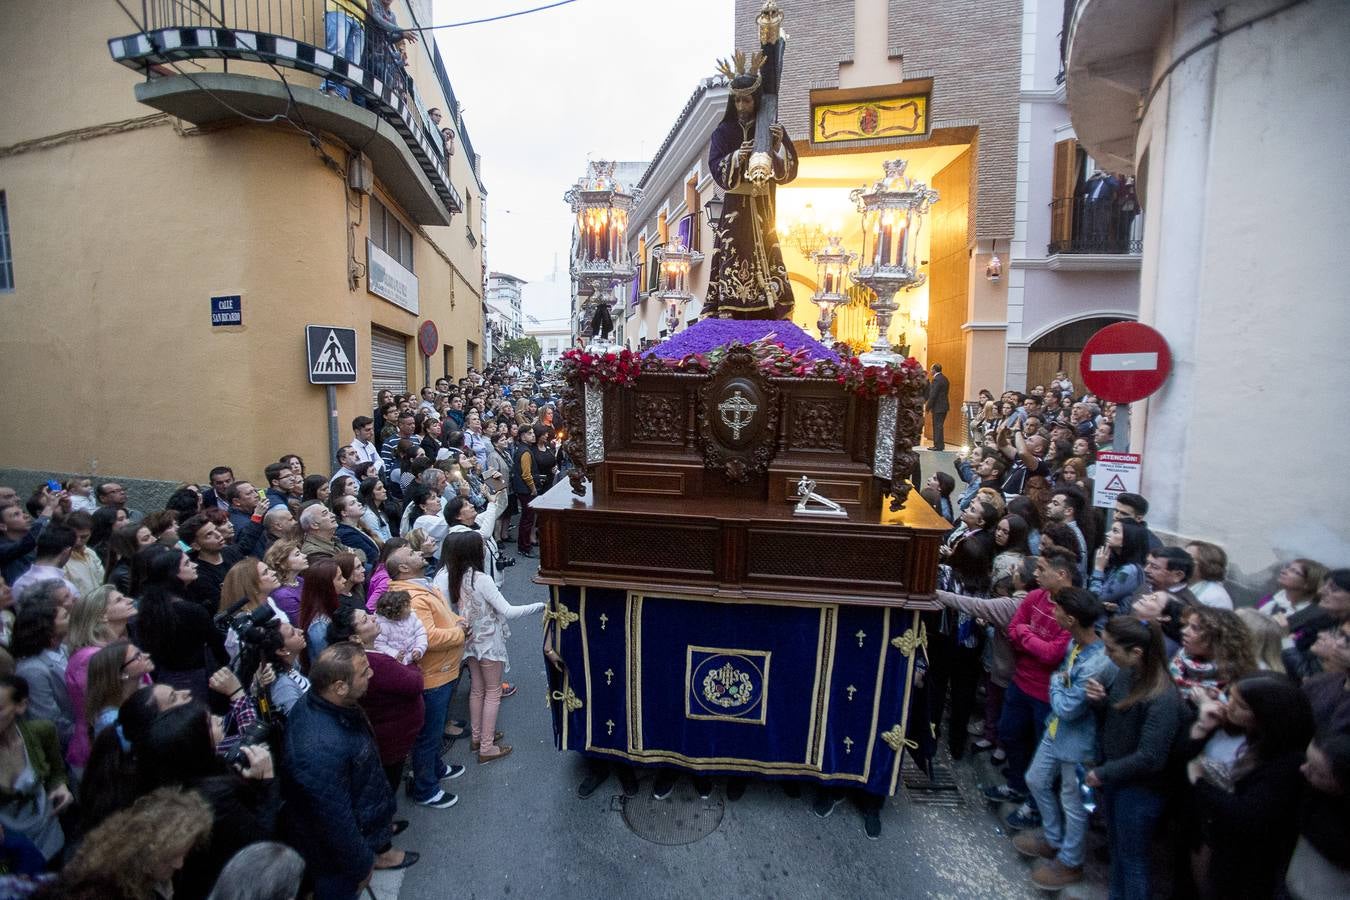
[538,1,948,797]
[535,321,949,796]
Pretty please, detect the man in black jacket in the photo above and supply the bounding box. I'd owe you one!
[283,643,415,899]
[926,363,950,451]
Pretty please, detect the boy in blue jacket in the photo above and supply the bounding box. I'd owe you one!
[1013,587,1117,890]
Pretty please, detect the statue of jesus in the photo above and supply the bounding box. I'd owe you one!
[704,40,798,320]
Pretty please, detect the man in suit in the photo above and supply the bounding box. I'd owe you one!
[926,363,951,451]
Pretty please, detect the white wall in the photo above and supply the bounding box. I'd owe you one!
[1135,0,1350,578]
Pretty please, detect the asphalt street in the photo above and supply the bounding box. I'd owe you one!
[388,466,1109,900]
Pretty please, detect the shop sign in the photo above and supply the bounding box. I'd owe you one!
[367,240,419,315]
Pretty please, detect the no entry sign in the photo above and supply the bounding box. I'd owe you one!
[1080,322,1172,403]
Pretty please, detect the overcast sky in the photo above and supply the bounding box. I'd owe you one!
[432,0,734,326]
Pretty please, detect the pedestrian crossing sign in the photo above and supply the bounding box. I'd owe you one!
[306,325,358,384]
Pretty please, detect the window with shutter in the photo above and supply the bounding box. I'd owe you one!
[1050,138,1080,252]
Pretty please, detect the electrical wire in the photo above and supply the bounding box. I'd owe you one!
[409,0,581,32]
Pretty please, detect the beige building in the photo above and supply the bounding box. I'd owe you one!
[0,0,484,491]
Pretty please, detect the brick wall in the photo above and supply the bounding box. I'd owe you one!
[734,0,1021,240]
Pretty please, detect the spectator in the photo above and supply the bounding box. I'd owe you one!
[407,482,449,553]
[142,509,180,548]
[134,546,227,699]
[262,463,294,511]
[1089,519,1150,613]
[223,481,262,543]
[302,475,331,507]
[181,508,265,613]
[332,495,379,575]
[1283,569,1350,679]
[1259,558,1329,640]
[1237,607,1288,673]
[0,673,72,863]
[95,481,143,524]
[1302,617,1350,733]
[358,477,394,543]
[371,589,426,666]
[1183,673,1315,899]
[1170,604,1258,702]
[1286,731,1350,898]
[282,643,416,898]
[444,532,544,764]
[206,841,306,900]
[1112,492,1163,550]
[349,416,384,476]
[12,602,74,750]
[381,411,418,473]
[333,551,366,610]
[64,586,138,773]
[387,545,467,808]
[165,486,204,524]
[328,603,424,793]
[992,513,1031,583]
[11,523,81,603]
[511,425,540,558]
[982,549,1074,830]
[1083,616,1183,900]
[263,539,306,626]
[61,477,98,514]
[298,503,352,567]
[1,491,59,587]
[61,511,105,599]
[1186,540,1234,609]
[201,466,235,512]
[1042,487,1089,582]
[365,538,408,612]
[1015,588,1113,890]
[298,559,344,659]
[264,621,311,717]
[77,640,154,776]
[1143,546,1198,606]
[88,505,127,556]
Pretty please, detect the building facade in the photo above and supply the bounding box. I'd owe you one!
[1064,0,1350,586]
[486,271,526,362]
[0,0,484,490]
[526,326,573,369]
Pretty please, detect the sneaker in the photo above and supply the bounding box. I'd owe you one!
[477,745,513,764]
[1030,859,1083,890]
[437,763,466,781]
[692,776,713,799]
[972,738,995,753]
[652,772,677,800]
[518,548,536,558]
[982,784,1028,805]
[500,682,518,699]
[1005,802,1042,832]
[1012,831,1057,860]
[992,748,1008,764]
[812,791,844,818]
[862,809,882,840]
[415,789,458,809]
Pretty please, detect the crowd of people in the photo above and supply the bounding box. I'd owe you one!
[0,365,559,899]
[921,372,1349,897]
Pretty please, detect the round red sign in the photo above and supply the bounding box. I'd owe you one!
[417,320,439,358]
[1079,322,1172,403]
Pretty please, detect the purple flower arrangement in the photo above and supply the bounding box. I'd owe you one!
[645,318,841,364]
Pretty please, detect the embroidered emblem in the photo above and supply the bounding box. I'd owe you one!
[890,622,928,658]
[543,602,580,631]
[598,612,609,631]
[605,719,615,736]
[846,684,858,702]
[843,736,854,754]
[702,662,755,709]
[604,668,614,686]
[855,629,867,648]
[718,389,757,440]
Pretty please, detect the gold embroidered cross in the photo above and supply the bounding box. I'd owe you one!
[599,613,609,631]
[605,719,615,736]
[855,629,866,648]
[843,736,854,754]
[604,668,614,686]
[846,685,857,702]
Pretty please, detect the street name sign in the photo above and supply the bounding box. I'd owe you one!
[210,294,242,326]
[1080,322,1172,403]
[1093,451,1142,508]
[306,325,358,385]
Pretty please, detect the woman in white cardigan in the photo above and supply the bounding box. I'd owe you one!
[440,532,543,763]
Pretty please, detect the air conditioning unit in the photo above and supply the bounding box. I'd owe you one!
[347,152,372,194]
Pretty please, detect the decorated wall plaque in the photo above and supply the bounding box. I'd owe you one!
[812,94,929,144]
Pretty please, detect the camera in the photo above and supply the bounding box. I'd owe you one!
[222,720,272,769]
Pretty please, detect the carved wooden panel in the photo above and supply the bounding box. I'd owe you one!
[566,521,718,576]
[630,392,685,444]
[788,398,848,451]
[743,527,910,589]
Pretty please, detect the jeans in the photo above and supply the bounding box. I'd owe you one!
[410,676,458,800]
[997,680,1051,793]
[983,679,1005,743]
[1026,747,1089,867]
[1102,784,1166,900]
[465,657,504,754]
[322,12,365,99]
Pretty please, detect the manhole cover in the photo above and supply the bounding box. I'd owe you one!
[620,780,725,845]
[901,758,964,807]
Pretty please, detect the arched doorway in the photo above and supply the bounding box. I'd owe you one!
[1026,316,1129,393]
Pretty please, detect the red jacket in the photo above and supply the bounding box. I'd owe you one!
[1006,588,1070,702]
[360,648,425,765]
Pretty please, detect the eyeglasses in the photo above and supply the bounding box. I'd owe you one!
[121,650,148,670]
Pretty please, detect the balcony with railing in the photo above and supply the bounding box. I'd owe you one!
[107,0,463,225]
[1048,195,1143,255]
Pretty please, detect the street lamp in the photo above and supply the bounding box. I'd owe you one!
[850,158,939,365]
[655,236,702,334]
[564,161,642,350]
[809,233,856,341]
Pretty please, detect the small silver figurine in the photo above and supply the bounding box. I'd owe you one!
[793,475,848,518]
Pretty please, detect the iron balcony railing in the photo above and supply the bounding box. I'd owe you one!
[111,0,465,213]
[1047,195,1143,255]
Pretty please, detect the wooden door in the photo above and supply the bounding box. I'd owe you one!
[1027,350,1082,397]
